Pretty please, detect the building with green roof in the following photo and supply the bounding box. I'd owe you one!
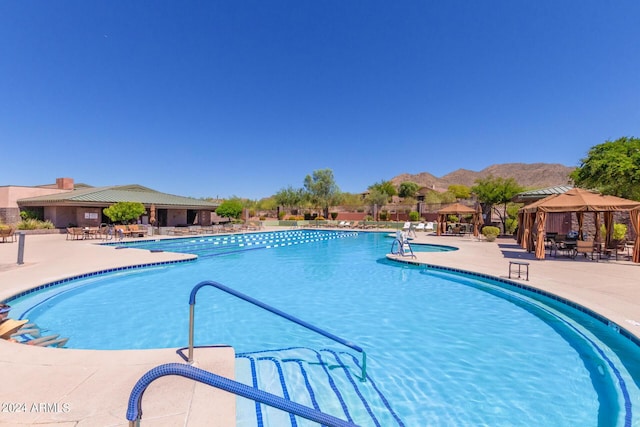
[1,178,219,228]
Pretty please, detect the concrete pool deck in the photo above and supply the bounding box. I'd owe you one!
[0,229,639,426]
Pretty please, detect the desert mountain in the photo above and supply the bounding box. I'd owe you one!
[390,163,575,190]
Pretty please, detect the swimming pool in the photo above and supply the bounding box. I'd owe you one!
[8,230,640,426]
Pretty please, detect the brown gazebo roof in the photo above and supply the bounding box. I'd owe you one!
[437,202,476,214]
[518,187,640,263]
[521,188,640,213]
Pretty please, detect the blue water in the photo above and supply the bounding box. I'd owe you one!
[9,230,640,426]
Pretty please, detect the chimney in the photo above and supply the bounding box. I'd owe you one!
[56,177,74,190]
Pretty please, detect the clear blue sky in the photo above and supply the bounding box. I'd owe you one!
[1,1,639,200]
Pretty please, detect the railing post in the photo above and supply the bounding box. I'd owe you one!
[17,232,25,265]
[188,303,195,363]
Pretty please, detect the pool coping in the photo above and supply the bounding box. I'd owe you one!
[387,254,640,349]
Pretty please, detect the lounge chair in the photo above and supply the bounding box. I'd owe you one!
[169,227,190,236]
[128,224,147,237]
[23,335,69,347]
[414,223,426,232]
[114,225,134,239]
[9,332,69,347]
[0,319,29,339]
[337,221,347,228]
[425,222,435,231]
[402,222,411,232]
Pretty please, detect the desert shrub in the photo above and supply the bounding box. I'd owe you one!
[482,226,500,242]
[365,215,374,221]
[20,209,40,220]
[330,212,338,220]
[379,211,388,221]
[600,223,627,241]
[505,218,518,234]
[409,211,420,221]
[315,216,325,220]
[447,215,459,223]
[278,211,286,220]
[17,219,54,230]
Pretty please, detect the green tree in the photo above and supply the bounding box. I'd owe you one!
[398,182,420,198]
[471,175,524,234]
[216,199,243,220]
[368,180,397,200]
[438,191,457,204]
[448,184,471,199]
[303,169,341,218]
[365,188,388,220]
[571,136,640,200]
[274,186,305,214]
[256,196,278,211]
[340,192,366,211]
[103,202,146,224]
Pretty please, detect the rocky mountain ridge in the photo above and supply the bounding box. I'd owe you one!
[390,163,575,190]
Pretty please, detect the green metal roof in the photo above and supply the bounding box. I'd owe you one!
[17,184,218,209]
[512,185,573,203]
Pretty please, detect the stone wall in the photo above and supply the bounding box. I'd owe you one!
[0,207,20,225]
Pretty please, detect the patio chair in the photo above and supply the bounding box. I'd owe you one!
[0,227,16,243]
[607,239,629,261]
[66,227,85,240]
[576,240,598,261]
[414,223,426,232]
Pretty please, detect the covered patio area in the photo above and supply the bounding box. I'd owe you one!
[518,188,640,263]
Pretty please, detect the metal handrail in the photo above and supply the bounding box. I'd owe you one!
[188,280,367,381]
[126,362,357,427]
[390,233,416,258]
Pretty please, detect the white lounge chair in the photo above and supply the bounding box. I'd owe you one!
[402,222,411,231]
[425,222,435,231]
[415,223,426,232]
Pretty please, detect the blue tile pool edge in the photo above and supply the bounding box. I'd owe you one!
[387,256,640,350]
[2,257,197,304]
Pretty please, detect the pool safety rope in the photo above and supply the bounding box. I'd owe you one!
[126,363,357,427]
[111,230,358,258]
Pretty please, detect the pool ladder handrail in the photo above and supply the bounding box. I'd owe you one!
[390,233,416,258]
[126,362,357,427]
[188,280,367,381]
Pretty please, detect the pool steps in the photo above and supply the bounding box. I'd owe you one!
[186,280,401,426]
[235,347,405,427]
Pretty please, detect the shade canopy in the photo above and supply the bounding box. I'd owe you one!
[437,202,481,236]
[437,202,477,215]
[518,188,640,262]
[521,188,640,213]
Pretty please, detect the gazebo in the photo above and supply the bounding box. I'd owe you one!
[436,202,482,237]
[518,188,640,262]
